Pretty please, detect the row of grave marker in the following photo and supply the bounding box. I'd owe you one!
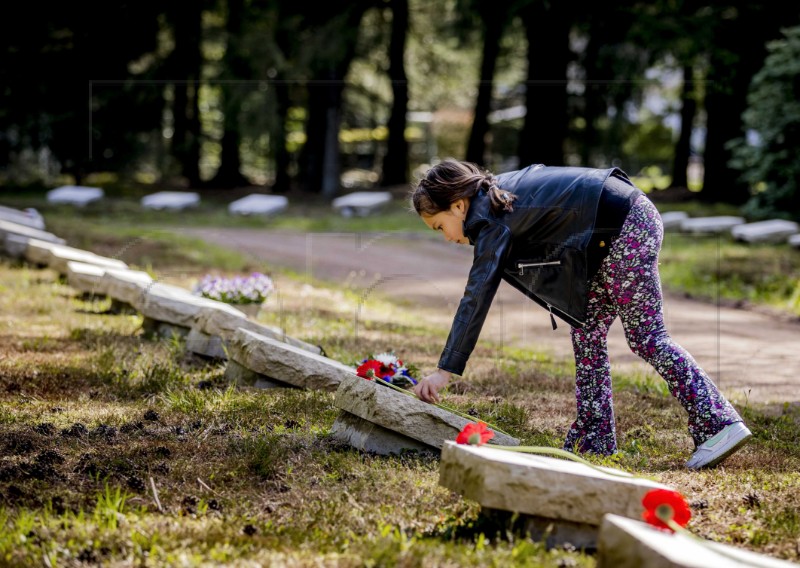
[43,185,392,218]
[661,211,800,246]
[0,203,795,566]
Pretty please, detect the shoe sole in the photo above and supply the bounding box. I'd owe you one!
[689,429,752,469]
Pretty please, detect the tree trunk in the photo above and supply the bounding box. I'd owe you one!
[670,65,695,189]
[271,80,293,193]
[518,1,570,168]
[298,4,369,195]
[700,7,782,204]
[170,1,203,187]
[211,0,250,188]
[465,9,505,166]
[381,0,409,187]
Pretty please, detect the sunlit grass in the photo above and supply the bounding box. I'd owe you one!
[0,204,799,564]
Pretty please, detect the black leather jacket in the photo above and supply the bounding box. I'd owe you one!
[437,164,641,375]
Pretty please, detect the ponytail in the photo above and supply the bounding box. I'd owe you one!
[479,176,517,214]
[410,159,517,216]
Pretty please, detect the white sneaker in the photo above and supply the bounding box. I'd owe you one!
[686,422,752,469]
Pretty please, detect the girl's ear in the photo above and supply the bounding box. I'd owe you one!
[451,198,469,217]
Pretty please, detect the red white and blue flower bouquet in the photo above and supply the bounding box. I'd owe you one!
[355,352,419,390]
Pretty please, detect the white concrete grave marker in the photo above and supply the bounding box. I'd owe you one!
[680,216,746,234]
[0,220,65,258]
[332,375,519,455]
[46,186,104,206]
[186,305,321,360]
[228,194,288,216]
[0,205,45,230]
[24,240,127,275]
[332,191,392,217]
[100,268,154,311]
[141,191,200,211]
[439,441,671,550]
[597,514,798,568]
[660,211,689,231]
[731,219,799,244]
[65,261,107,296]
[133,282,244,338]
[224,328,347,391]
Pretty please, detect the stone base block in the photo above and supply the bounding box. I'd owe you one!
[224,360,298,390]
[142,317,189,340]
[482,508,598,551]
[185,328,228,360]
[331,412,431,455]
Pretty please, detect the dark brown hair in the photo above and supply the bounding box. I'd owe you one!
[409,159,517,216]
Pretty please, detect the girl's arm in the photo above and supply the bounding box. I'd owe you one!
[436,220,512,374]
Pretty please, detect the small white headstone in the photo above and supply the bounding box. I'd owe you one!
[333,375,519,453]
[332,191,392,217]
[133,282,243,329]
[731,219,799,243]
[597,514,798,568]
[24,240,127,275]
[0,205,45,230]
[680,216,746,234]
[65,261,107,295]
[660,211,689,231]
[225,328,349,391]
[101,268,154,306]
[440,442,669,529]
[141,191,200,211]
[0,220,65,257]
[228,194,288,216]
[46,186,104,206]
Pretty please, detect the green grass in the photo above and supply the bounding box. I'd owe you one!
[0,227,799,566]
[0,192,799,564]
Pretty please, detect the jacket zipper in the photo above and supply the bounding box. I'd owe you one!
[517,260,561,275]
[547,303,558,330]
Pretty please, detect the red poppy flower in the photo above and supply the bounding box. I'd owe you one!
[356,360,382,380]
[456,422,495,446]
[642,489,692,532]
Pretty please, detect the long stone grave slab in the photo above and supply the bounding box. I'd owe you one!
[680,216,745,234]
[25,240,127,275]
[47,186,104,206]
[100,268,155,309]
[0,220,65,258]
[228,194,288,216]
[133,282,244,337]
[731,219,799,244]
[65,261,107,296]
[332,376,519,455]
[0,205,45,230]
[331,191,392,217]
[224,328,348,391]
[186,306,321,360]
[141,191,200,211]
[597,513,798,568]
[439,441,670,550]
[660,211,689,231]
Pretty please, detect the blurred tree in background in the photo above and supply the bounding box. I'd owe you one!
[1,0,798,214]
[729,25,800,221]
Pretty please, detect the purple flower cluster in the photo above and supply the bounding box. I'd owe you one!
[192,272,275,305]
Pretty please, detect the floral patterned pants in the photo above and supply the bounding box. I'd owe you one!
[564,195,743,456]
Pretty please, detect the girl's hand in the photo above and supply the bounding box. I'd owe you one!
[414,369,452,404]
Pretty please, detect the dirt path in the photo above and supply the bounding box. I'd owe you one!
[181,228,800,405]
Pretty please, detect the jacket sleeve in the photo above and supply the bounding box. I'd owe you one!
[437,220,512,375]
